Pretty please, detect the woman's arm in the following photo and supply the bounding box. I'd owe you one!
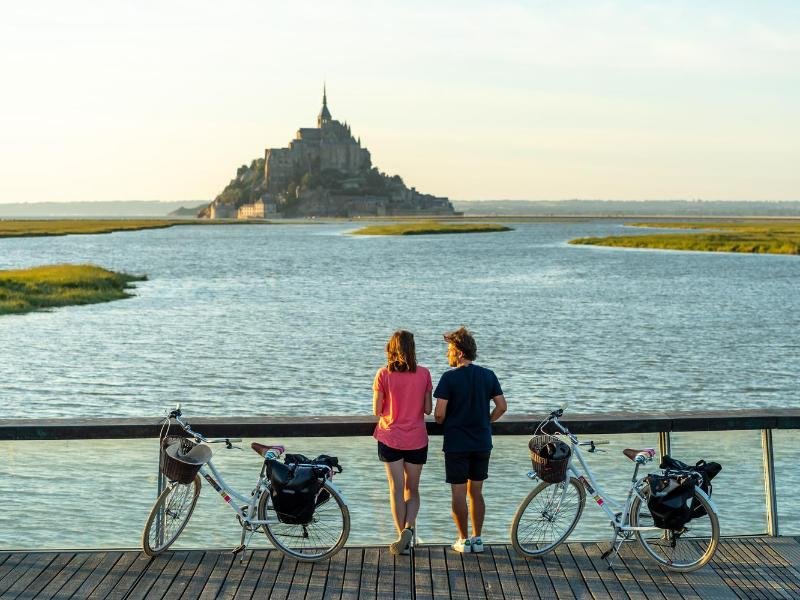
[424,390,432,415]
[373,389,384,417]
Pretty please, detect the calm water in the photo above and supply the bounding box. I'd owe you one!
[1,221,799,548]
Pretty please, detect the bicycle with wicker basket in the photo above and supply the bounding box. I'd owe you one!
[510,408,720,572]
[141,406,350,562]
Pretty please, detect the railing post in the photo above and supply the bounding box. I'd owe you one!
[761,428,779,536]
[156,441,165,546]
[658,431,671,463]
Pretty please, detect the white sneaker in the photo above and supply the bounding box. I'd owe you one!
[452,538,472,553]
[390,528,413,555]
[470,536,484,553]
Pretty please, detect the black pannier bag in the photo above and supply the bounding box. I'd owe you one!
[646,473,696,530]
[265,460,326,525]
[660,455,722,519]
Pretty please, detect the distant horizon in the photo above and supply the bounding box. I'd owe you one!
[1,2,798,203]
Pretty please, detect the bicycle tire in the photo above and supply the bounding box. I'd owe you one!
[510,476,586,558]
[630,487,719,572]
[258,480,350,562]
[142,476,201,557]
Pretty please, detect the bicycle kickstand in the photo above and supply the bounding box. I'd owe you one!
[232,523,254,565]
[600,527,625,569]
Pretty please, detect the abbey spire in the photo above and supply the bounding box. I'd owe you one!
[317,84,332,127]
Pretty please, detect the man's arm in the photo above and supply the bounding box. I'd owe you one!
[434,398,448,424]
[490,394,507,422]
[373,390,384,417]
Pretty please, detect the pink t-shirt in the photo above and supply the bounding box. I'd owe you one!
[373,366,432,451]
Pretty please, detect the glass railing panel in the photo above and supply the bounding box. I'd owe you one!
[773,429,799,535]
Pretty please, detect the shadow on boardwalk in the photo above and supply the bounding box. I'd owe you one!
[1,537,799,599]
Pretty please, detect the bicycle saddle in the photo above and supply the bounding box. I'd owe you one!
[251,442,285,457]
[623,448,656,462]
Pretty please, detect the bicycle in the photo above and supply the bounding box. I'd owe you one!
[141,407,350,562]
[510,408,719,572]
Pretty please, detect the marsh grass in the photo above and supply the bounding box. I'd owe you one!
[570,221,800,255]
[351,221,512,235]
[0,219,272,238]
[0,264,146,315]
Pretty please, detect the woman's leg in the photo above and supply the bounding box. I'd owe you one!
[402,462,423,529]
[384,460,407,535]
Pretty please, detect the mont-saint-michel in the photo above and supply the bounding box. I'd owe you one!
[200,88,455,219]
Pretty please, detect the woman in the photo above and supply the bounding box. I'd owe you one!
[373,330,432,555]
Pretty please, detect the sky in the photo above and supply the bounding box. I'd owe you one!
[0,1,798,203]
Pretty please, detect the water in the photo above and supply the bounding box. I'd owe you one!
[1,221,799,549]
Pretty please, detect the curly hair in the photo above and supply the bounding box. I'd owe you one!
[386,330,418,372]
[443,326,477,361]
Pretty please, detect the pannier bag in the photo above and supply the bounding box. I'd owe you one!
[660,455,722,519]
[265,454,342,525]
[646,473,696,530]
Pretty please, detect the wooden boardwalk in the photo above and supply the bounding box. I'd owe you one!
[2,537,800,599]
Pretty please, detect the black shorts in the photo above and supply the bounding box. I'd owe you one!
[378,442,428,465]
[445,451,491,484]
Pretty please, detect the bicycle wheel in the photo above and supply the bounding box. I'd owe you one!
[258,480,350,562]
[142,476,201,557]
[510,476,586,557]
[630,487,719,572]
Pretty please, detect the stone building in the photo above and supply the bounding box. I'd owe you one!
[264,87,372,194]
[236,197,277,219]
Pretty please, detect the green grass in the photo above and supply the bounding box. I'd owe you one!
[0,264,147,315]
[570,221,800,255]
[351,221,513,235]
[0,219,273,238]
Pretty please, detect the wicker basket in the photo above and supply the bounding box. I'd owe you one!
[160,436,205,484]
[529,435,571,483]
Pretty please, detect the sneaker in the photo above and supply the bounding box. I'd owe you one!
[390,528,413,555]
[470,536,484,553]
[452,538,472,553]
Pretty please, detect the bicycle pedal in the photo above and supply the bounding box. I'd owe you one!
[231,544,246,556]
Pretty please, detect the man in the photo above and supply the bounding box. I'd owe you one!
[434,326,507,553]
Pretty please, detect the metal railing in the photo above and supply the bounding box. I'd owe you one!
[2,408,796,536]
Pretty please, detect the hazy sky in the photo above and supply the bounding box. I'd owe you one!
[1,1,798,203]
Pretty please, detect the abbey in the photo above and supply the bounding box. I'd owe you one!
[202,88,454,219]
[264,87,372,194]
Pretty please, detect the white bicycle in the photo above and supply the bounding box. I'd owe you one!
[510,408,719,572]
[142,407,350,562]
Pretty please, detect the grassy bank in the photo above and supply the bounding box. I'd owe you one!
[351,221,513,235]
[0,264,146,315]
[0,219,275,239]
[570,221,800,255]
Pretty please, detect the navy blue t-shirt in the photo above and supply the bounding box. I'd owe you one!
[433,364,503,453]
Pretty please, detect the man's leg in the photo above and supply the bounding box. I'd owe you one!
[467,479,485,538]
[402,462,423,529]
[450,483,470,540]
[384,460,407,535]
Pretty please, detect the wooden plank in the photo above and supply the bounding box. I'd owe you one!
[708,540,763,600]
[198,552,235,600]
[126,551,185,600]
[742,538,800,596]
[540,551,575,599]
[162,550,205,600]
[267,551,297,600]
[444,547,469,600]
[374,546,393,599]
[180,550,222,600]
[615,543,668,600]
[629,550,699,600]
[498,545,537,600]
[339,547,363,600]
[358,546,380,600]
[42,551,102,600]
[565,543,610,600]
[305,555,331,599]
[413,546,434,600]
[231,550,270,600]
[6,552,69,599]
[215,549,255,600]
[0,553,58,598]
[713,540,769,600]
[32,552,90,600]
[69,551,126,600]
[475,548,504,600]
[459,551,483,598]
[253,549,284,598]
[726,540,794,600]
[554,543,590,599]
[428,546,451,600]
[571,543,624,600]
[0,553,29,594]
[322,545,347,600]
[286,557,313,600]
[394,552,413,599]
[593,543,645,600]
